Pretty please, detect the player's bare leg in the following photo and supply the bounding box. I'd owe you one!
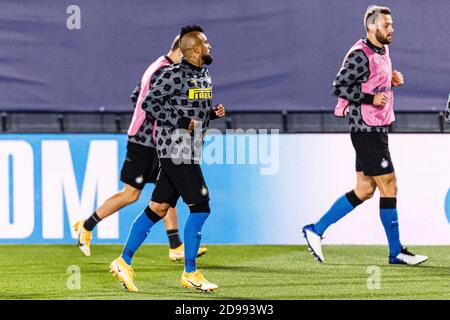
[163,207,179,230]
[96,184,141,219]
[354,171,377,201]
[371,172,397,198]
[74,184,141,256]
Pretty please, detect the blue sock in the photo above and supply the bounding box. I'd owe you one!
[184,212,209,273]
[380,198,402,257]
[121,206,162,265]
[314,190,362,236]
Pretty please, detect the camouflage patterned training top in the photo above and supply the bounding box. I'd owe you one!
[143,59,217,161]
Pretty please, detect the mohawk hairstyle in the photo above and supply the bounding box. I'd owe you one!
[364,5,391,31]
[180,25,204,40]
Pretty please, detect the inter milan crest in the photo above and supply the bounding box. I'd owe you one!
[135,175,144,184]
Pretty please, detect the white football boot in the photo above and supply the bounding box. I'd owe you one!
[389,247,428,266]
[302,224,324,263]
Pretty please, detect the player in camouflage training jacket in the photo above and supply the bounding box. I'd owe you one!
[109,25,225,292]
[74,36,206,262]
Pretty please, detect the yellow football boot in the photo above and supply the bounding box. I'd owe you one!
[169,244,208,262]
[73,220,92,257]
[181,270,218,292]
[109,256,138,292]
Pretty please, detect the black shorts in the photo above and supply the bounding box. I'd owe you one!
[350,132,395,177]
[151,158,210,208]
[120,141,160,190]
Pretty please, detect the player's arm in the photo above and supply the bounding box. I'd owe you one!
[143,69,191,130]
[210,104,226,120]
[392,70,404,87]
[332,50,375,104]
[333,50,388,107]
[333,50,374,104]
[130,82,141,108]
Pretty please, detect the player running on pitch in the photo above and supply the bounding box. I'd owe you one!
[303,5,428,266]
[74,35,206,261]
[445,94,450,123]
[109,25,226,292]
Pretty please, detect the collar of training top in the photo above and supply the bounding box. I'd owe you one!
[181,59,205,72]
[165,55,174,64]
[363,37,386,55]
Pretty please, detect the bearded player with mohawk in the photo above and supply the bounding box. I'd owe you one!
[303,5,428,266]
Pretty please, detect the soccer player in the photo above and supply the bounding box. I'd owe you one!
[445,94,450,123]
[109,25,225,292]
[302,5,428,265]
[73,35,206,261]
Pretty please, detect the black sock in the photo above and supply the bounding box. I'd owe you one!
[167,229,182,249]
[83,212,102,231]
[345,190,363,207]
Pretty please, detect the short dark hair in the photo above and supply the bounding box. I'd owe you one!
[364,5,391,31]
[180,25,204,40]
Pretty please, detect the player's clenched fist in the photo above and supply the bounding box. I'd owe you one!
[392,69,404,87]
[213,104,225,118]
[188,119,200,133]
[373,93,389,107]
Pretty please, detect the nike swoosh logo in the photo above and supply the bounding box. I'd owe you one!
[185,278,202,289]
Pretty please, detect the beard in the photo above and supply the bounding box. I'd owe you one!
[202,54,213,65]
[375,30,392,45]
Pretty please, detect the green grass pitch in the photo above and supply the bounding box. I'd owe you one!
[1,245,449,300]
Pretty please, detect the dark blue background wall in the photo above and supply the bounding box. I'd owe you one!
[0,0,448,112]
